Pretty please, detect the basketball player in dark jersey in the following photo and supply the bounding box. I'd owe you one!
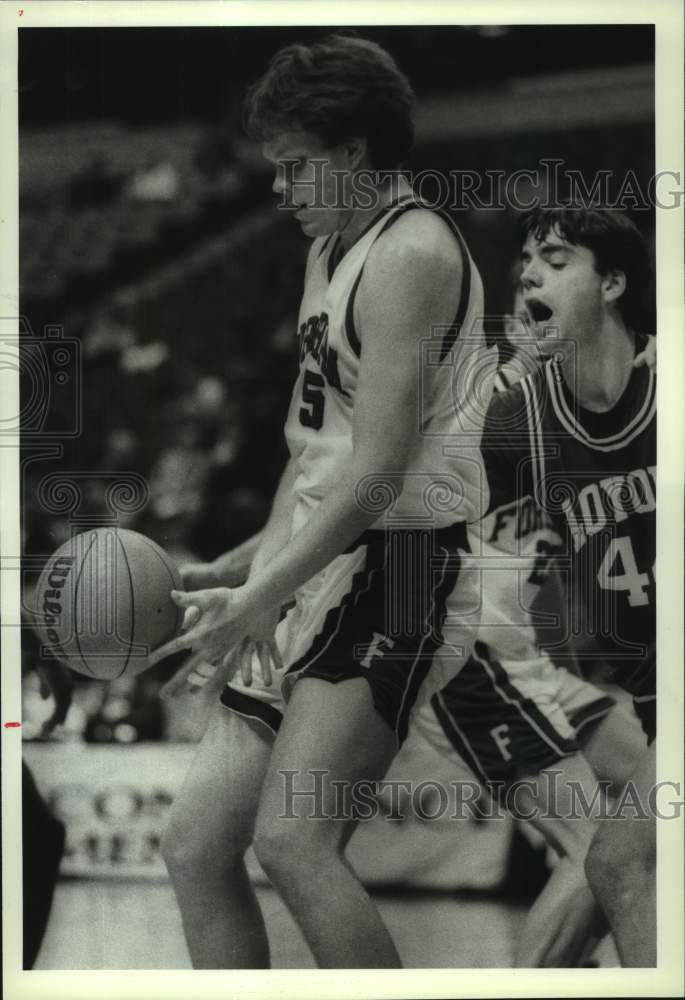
[471,208,656,965]
[485,212,655,737]
[410,258,653,966]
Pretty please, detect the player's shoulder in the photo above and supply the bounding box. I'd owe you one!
[485,362,547,433]
[366,203,463,278]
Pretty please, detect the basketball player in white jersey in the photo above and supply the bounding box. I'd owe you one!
[151,35,496,968]
[171,259,656,968]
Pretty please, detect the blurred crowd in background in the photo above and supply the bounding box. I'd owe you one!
[19,25,655,747]
[21,123,305,742]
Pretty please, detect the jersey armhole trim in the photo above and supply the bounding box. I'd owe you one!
[345,269,364,357]
[344,200,474,362]
[318,234,334,258]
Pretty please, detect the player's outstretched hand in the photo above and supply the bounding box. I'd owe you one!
[633,334,656,369]
[149,586,263,667]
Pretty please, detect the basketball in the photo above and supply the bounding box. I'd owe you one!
[34,528,184,680]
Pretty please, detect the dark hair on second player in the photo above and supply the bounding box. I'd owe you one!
[244,34,416,170]
[517,207,653,331]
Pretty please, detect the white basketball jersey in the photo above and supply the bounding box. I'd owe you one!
[284,196,497,535]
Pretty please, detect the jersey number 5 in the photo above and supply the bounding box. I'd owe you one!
[299,369,325,430]
[597,536,652,607]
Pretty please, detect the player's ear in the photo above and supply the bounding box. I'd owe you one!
[342,137,367,170]
[602,268,627,306]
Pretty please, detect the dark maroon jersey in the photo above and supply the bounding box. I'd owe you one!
[479,338,656,701]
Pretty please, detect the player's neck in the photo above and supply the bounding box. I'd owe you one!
[560,317,636,413]
[337,175,413,252]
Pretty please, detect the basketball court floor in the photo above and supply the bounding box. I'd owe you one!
[36,879,524,968]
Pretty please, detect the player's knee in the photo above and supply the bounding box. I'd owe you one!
[161,809,245,883]
[253,819,298,879]
[253,814,333,880]
[161,816,209,881]
[585,818,654,898]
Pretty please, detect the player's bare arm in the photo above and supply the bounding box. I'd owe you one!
[230,458,299,685]
[150,213,464,666]
[180,533,262,591]
[173,241,323,596]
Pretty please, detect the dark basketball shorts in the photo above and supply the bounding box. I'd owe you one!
[220,524,479,747]
[412,638,617,789]
[622,640,656,745]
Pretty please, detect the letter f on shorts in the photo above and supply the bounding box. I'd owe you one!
[491,723,513,761]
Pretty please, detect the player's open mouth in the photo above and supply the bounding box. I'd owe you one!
[525,298,554,323]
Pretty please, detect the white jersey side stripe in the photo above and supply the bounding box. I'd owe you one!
[520,373,547,510]
[394,543,451,746]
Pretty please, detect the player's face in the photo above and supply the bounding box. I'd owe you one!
[264,130,357,239]
[519,228,605,350]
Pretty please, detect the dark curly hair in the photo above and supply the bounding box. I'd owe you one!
[244,34,416,171]
[517,207,653,331]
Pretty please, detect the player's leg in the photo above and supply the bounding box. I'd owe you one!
[249,526,468,967]
[413,698,604,966]
[578,702,645,790]
[557,665,645,793]
[584,740,656,966]
[161,700,274,968]
[252,676,401,968]
[510,752,603,967]
[551,669,648,965]
[426,648,609,967]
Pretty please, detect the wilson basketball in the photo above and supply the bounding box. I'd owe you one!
[35,528,184,680]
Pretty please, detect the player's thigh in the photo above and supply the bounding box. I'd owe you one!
[513,752,600,859]
[577,701,646,791]
[607,737,656,860]
[254,676,397,856]
[163,699,273,871]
